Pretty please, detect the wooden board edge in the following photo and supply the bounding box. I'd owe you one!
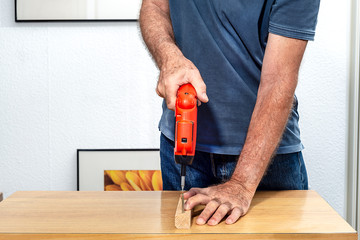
[0,192,2,202]
[175,196,192,229]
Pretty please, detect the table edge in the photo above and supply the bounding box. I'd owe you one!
[0,232,357,240]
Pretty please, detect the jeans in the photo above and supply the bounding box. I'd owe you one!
[160,133,308,190]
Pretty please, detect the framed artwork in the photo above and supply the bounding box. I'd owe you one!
[15,0,141,22]
[77,149,161,191]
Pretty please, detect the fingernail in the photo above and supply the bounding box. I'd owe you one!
[202,93,209,102]
[196,218,205,225]
[208,220,216,225]
[184,203,189,210]
[226,219,233,224]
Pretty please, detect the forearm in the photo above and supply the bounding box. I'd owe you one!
[139,0,208,109]
[231,76,297,193]
[230,34,307,194]
[139,0,183,70]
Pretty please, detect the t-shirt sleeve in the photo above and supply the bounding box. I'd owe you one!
[269,0,320,41]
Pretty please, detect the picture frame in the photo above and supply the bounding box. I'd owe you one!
[77,149,160,191]
[15,0,141,22]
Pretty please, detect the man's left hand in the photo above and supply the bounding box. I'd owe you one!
[183,180,255,225]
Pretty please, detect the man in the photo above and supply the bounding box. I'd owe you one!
[140,0,320,226]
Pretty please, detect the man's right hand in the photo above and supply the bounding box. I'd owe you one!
[139,0,208,111]
[157,56,209,111]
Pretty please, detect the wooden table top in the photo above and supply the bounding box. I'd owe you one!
[0,190,356,240]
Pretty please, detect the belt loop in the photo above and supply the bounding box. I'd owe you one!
[210,153,217,177]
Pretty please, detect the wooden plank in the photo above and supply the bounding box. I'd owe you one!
[0,191,356,240]
[0,192,2,202]
[175,196,192,229]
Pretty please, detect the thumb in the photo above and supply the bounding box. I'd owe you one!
[189,72,209,103]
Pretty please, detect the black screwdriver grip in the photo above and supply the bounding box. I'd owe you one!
[181,164,186,177]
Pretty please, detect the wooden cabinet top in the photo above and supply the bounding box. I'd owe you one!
[0,190,356,240]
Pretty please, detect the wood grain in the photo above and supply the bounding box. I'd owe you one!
[175,196,192,229]
[0,191,356,240]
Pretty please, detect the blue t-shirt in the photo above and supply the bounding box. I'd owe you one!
[159,0,320,155]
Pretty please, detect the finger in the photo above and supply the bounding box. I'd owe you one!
[165,95,176,111]
[164,81,180,111]
[188,71,208,103]
[197,100,201,107]
[208,203,232,226]
[183,188,202,199]
[184,193,211,211]
[225,207,242,225]
[156,74,165,98]
[156,87,164,98]
[196,199,221,225]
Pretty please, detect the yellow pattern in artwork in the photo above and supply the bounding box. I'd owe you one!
[104,170,163,191]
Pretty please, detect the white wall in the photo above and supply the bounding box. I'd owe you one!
[0,1,161,195]
[296,0,350,218]
[0,0,350,218]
